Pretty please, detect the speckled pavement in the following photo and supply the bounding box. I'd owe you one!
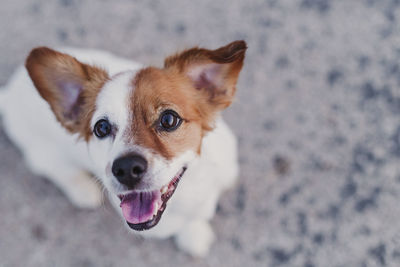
[1,1,400,266]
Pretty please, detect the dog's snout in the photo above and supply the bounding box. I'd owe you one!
[112,154,148,188]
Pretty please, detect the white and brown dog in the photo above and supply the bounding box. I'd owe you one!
[0,41,246,256]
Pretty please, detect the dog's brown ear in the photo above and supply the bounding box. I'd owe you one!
[164,40,247,110]
[25,47,109,137]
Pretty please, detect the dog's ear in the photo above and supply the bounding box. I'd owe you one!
[164,40,247,110]
[25,47,109,137]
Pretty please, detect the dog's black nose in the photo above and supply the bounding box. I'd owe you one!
[112,154,148,188]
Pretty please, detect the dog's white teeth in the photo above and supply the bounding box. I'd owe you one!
[154,203,159,216]
[160,185,168,194]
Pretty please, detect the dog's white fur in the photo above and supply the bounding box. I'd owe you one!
[0,48,238,256]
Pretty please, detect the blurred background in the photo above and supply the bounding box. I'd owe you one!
[1,0,400,266]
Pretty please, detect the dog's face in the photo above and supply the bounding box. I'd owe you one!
[25,41,246,230]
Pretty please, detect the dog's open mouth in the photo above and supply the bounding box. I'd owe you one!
[118,167,187,231]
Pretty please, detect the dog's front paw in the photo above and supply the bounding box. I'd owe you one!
[64,172,103,209]
[175,220,215,257]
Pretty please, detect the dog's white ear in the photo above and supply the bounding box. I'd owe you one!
[164,40,246,110]
[25,47,109,137]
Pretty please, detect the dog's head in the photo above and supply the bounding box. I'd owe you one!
[25,41,246,230]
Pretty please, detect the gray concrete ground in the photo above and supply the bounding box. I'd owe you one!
[1,0,400,266]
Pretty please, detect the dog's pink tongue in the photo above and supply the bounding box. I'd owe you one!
[120,191,162,224]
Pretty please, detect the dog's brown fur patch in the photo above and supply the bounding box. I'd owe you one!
[129,67,204,159]
[128,41,246,160]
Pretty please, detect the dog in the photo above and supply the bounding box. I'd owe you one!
[0,40,246,256]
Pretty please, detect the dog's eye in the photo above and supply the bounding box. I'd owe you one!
[94,119,112,138]
[159,110,182,132]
